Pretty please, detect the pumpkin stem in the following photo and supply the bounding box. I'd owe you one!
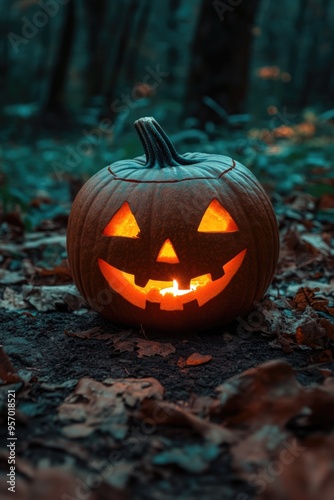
[134,117,193,168]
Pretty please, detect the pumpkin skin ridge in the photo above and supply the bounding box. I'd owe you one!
[68,172,112,299]
[217,171,265,311]
[238,169,278,300]
[234,163,280,281]
[219,165,278,309]
[232,172,274,302]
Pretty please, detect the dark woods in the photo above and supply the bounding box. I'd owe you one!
[2,0,334,130]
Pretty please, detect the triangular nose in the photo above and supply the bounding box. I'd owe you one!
[156,239,180,264]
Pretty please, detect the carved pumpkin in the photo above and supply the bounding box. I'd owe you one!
[67,117,279,332]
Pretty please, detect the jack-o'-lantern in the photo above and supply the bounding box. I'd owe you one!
[67,117,279,332]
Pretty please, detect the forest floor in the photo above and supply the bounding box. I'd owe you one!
[0,115,334,499]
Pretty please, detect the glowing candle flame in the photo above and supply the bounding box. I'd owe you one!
[159,279,197,297]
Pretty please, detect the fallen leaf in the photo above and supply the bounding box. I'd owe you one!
[185,352,212,366]
[113,336,176,357]
[22,233,66,250]
[35,261,72,280]
[0,467,127,500]
[211,360,304,429]
[22,284,85,311]
[318,368,333,378]
[140,399,233,445]
[0,287,28,311]
[103,377,164,407]
[65,327,105,339]
[102,461,136,490]
[292,287,334,316]
[0,345,22,383]
[309,349,333,365]
[295,318,332,349]
[113,339,135,352]
[58,377,164,439]
[29,437,90,460]
[0,269,26,284]
[261,435,334,500]
[319,193,334,209]
[136,339,176,358]
[231,425,291,480]
[177,356,186,368]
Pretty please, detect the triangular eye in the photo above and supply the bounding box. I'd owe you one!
[103,202,140,238]
[198,199,239,233]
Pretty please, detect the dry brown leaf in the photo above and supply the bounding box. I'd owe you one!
[231,425,291,483]
[0,467,127,500]
[295,318,332,349]
[64,326,103,339]
[292,287,334,316]
[65,329,127,342]
[260,435,334,500]
[29,437,90,460]
[319,318,334,339]
[22,284,85,312]
[211,360,304,429]
[270,334,294,353]
[136,339,176,358]
[177,356,186,368]
[319,193,334,209]
[63,331,176,358]
[0,269,26,284]
[0,287,28,311]
[35,261,72,280]
[114,339,135,352]
[58,377,164,439]
[103,377,164,406]
[309,349,333,365]
[58,378,127,438]
[140,399,233,445]
[185,352,212,366]
[219,363,334,494]
[318,368,333,378]
[0,345,22,383]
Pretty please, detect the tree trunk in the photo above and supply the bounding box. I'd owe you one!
[248,0,334,116]
[41,0,75,120]
[185,0,260,125]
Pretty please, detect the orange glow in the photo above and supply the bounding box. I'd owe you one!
[103,202,140,238]
[198,199,239,233]
[256,66,280,80]
[98,248,247,311]
[156,239,180,264]
[160,279,197,296]
[274,125,294,138]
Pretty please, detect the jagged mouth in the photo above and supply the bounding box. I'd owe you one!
[98,248,246,311]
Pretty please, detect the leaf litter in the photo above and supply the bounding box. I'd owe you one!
[0,136,334,497]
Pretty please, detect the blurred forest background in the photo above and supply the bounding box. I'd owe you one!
[0,0,334,228]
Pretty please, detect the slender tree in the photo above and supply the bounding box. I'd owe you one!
[185,0,260,124]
